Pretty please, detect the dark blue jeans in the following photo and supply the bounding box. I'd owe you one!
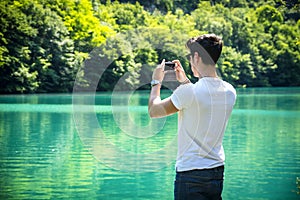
[174,166,224,200]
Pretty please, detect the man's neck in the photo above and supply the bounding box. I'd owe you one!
[198,65,218,78]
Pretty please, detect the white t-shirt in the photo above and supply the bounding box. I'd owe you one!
[170,77,236,172]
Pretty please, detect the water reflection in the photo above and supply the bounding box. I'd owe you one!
[0,88,300,199]
[224,95,300,199]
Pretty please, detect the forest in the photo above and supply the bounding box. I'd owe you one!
[0,0,299,93]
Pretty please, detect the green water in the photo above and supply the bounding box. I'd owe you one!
[0,87,299,199]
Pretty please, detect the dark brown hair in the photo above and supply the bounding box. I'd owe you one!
[186,34,223,65]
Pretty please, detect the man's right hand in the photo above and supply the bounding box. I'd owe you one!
[172,60,189,83]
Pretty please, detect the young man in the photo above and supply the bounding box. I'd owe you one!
[148,34,236,200]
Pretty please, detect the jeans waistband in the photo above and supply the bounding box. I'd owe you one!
[177,165,224,173]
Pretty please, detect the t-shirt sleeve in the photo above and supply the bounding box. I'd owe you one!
[170,84,193,110]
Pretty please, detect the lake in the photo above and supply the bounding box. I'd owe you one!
[0,87,299,199]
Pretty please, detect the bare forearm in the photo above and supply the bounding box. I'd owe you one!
[148,84,162,117]
[148,60,179,118]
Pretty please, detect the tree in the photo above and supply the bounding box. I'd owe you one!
[1,0,299,93]
[97,1,151,30]
[0,0,79,93]
[42,0,115,52]
[218,47,255,87]
[0,0,39,93]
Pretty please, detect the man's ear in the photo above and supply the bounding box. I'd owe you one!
[193,52,201,63]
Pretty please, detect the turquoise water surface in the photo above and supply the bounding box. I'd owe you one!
[0,87,299,199]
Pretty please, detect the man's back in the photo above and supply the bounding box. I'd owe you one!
[171,77,236,172]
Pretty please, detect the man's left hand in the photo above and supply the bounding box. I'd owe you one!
[152,59,165,82]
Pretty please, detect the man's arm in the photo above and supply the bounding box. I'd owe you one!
[148,59,189,118]
[148,84,178,118]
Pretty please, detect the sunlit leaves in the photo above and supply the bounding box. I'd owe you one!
[1,0,299,93]
[0,0,78,93]
[44,0,115,52]
[218,46,255,87]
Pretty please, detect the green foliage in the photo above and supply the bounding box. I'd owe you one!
[0,0,78,93]
[0,0,39,93]
[42,0,115,52]
[83,27,189,91]
[108,2,150,30]
[115,0,199,13]
[0,0,299,93]
[218,47,255,87]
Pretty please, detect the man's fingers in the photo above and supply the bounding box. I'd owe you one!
[158,59,165,69]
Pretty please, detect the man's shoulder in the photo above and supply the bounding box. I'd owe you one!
[173,83,194,93]
[171,83,195,110]
[171,83,194,100]
[222,80,236,92]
